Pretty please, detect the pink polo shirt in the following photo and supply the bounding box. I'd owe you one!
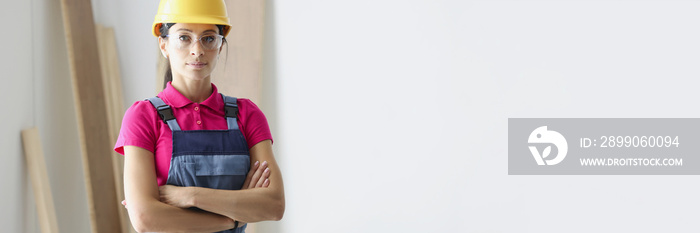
[114,82,273,186]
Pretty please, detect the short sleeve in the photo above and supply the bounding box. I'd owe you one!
[114,101,159,155]
[238,99,273,149]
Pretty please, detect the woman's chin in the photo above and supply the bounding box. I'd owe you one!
[182,72,212,81]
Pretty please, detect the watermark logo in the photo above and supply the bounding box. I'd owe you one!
[509,119,694,175]
[528,126,568,165]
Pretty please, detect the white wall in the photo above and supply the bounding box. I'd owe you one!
[267,0,700,232]
[0,1,36,232]
[91,0,160,103]
[4,0,700,232]
[1,0,90,232]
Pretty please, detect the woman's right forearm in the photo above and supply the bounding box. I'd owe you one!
[128,198,235,233]
[123,146,236,233]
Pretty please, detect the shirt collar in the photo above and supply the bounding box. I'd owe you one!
[160,82,223,112]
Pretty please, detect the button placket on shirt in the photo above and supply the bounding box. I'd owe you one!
[194,103,203,127]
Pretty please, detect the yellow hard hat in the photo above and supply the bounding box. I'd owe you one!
[152,0,231,37]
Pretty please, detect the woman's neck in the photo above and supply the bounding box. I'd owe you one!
[170,77,213,103]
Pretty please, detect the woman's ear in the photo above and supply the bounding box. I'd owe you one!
[159,37,169,58]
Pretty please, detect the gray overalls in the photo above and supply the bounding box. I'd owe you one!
[148,94,249,233]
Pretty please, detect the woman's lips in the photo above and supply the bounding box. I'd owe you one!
[187,62,207,69]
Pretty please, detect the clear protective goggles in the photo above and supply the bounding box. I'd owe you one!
[165,33,224,51]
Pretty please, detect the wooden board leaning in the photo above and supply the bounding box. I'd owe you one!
[21,128,60,233]
[96,24,132,233]
[59,0,122,232]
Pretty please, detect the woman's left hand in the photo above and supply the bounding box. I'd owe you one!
[124,163,274,209]
[158,160,272,209]
[159,185,195,208]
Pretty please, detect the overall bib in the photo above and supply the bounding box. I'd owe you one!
[148,94,249,233]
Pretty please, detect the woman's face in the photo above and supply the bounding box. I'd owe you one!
[159,23,223,82]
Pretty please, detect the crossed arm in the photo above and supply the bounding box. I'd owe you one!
[124,140,284,232]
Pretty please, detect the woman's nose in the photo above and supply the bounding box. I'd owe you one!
[190,42,205,56]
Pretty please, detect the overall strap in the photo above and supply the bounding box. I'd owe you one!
[147,97,181,131]
[221,94,239,130]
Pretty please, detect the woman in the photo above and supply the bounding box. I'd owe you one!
[113,0,285,232]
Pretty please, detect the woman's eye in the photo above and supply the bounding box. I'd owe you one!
[202,36,215,43]
[178,35,191,41]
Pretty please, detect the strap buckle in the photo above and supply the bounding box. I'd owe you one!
[156,105,176,123]
[224,103,238,118]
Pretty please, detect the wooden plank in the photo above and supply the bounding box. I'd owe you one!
[96,24,133,233]
[211,0,266,104]
[22,128,60,233]
[59,0,122,232]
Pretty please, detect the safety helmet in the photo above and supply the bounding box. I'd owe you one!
[152,0,231,37]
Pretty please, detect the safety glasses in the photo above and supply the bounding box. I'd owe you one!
[165,33,224,51]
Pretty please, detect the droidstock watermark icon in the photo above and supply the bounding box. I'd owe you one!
[528,126,568,166]
[509,118,698,175]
